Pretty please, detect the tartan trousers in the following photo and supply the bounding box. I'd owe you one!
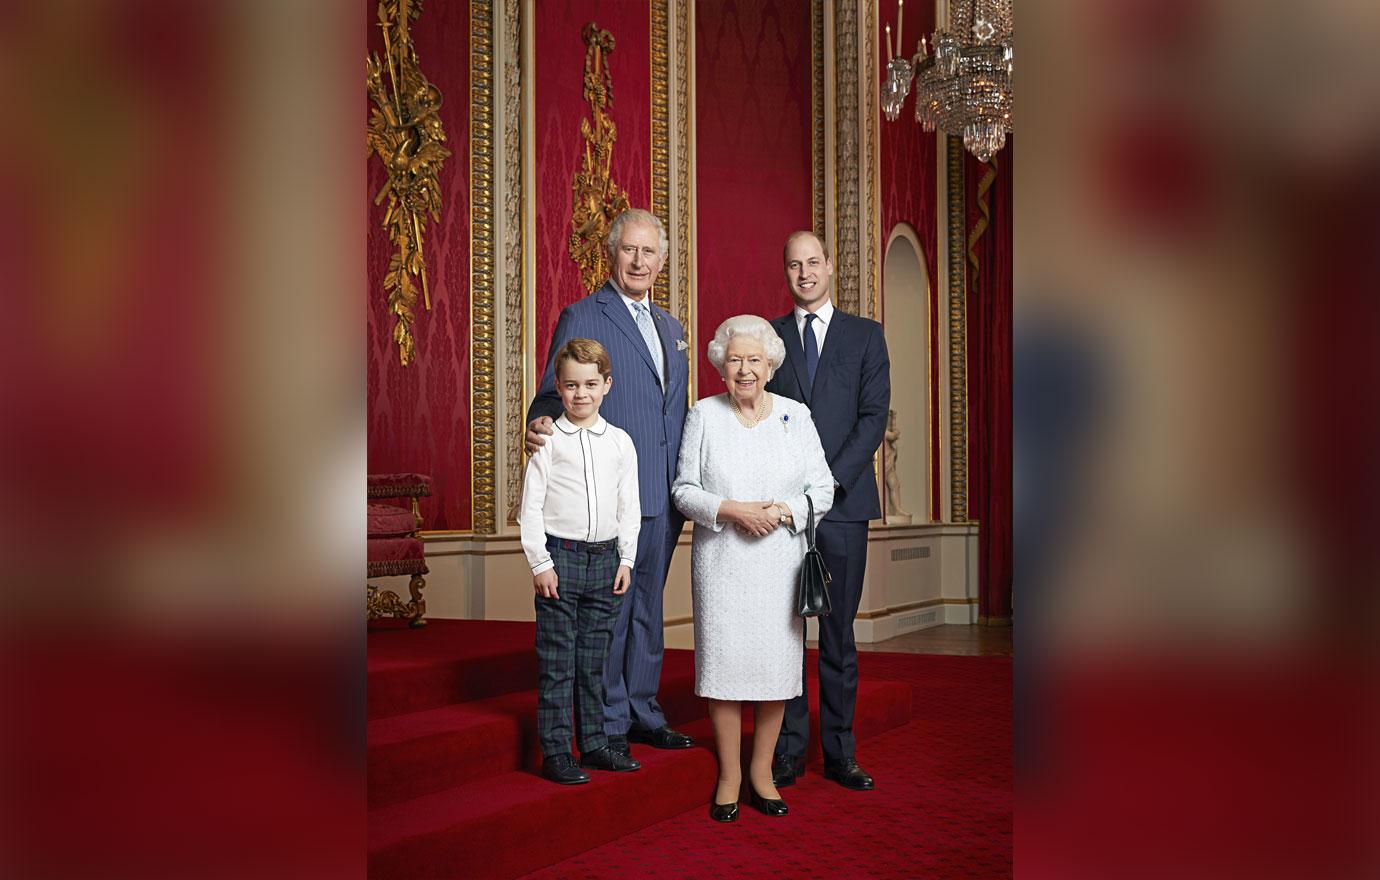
[535,536,622,758]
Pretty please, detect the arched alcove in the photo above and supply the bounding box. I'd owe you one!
[881,224,931,522]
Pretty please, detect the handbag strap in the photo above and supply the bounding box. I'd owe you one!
[804,494,816,549]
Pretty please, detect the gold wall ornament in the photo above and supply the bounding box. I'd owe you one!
[833,0,862,315]
[650,3,671,312]
[946,136,969,522]
[367,0,452,367]
[471,0,498,534]
[569,23,631,293]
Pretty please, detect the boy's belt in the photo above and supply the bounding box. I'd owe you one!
[546,535,618,554]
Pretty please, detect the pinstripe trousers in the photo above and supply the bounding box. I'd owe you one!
[534,538,622,758]
[602,508,683,735]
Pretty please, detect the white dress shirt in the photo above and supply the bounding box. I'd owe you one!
[793,298,834,352]
[518,414,641,575]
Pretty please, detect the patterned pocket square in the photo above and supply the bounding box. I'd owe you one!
[676,339,689,351]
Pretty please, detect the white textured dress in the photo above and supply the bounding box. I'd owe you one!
[672,393,835,700]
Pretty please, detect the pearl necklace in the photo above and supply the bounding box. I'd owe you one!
[730,393,769,427]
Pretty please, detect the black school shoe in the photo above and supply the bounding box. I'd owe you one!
[579,745,641,772]
[541,754,590,785]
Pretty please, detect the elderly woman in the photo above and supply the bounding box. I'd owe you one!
[672,314,834,823]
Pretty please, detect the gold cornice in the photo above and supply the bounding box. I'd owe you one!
[833,0,860,315]
[946,135,968,523]
[650,0,671,313]
[470,0,497,534]
[810,0,825,237]
[503,0,525,524]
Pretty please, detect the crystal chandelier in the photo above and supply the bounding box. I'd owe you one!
[882,0,1013,162]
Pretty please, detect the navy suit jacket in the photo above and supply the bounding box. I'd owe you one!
[765,309,890,523]
[527,283,690,518]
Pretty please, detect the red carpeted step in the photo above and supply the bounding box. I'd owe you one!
[369,620,542,719]
[368,659,699,808]
[369,745,717,880]
[367,678,913,879]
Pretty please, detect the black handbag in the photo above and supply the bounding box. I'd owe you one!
[796,495,832,618]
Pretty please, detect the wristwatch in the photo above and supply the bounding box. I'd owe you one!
[776,503,789,523]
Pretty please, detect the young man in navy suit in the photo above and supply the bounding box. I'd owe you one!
[768,230,890,792]
[525,209,695,757]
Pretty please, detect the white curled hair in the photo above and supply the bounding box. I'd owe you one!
[605,208,669,260]
[706,314,786,378]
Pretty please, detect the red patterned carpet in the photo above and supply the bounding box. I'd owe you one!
[519,651,1012,880]
[368,621,1011,879]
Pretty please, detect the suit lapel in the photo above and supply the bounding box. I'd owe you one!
[598,285,661,384]
[651,302,675,392]
[775,313,811,404]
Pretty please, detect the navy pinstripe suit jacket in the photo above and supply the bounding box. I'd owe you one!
[528,283,690,518]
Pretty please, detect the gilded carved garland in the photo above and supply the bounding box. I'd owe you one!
[569,24,631,294]
[366,0,451,367]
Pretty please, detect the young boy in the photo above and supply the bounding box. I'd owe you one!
[518,338,642,784]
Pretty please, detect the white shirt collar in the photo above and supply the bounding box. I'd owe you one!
[794,298,834,328]
[609,279,652,315]
[555,414,608,435]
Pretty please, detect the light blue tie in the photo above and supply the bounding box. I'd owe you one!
[632,301,665,387]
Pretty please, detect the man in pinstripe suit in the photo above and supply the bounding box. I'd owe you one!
[526,209,695,756]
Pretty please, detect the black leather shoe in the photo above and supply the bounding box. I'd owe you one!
[607,734,631,758]
[823,758,875,790]
[709,800,739,823]
[771,754,806,788]
[541,754,589,785]
[579,745,641,772]
[627,725,694,749]
[748,784,789,816]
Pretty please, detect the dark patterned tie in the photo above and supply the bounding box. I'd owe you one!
[803,312,819,387]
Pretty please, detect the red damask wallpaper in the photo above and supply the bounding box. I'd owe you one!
[533,0,652,379]
[695,0,814,397]
[365,0,472,531]
[877,0,940,519]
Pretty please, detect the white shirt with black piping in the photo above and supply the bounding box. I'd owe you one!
[518,414,641,575]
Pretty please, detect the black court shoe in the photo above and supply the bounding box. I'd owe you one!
[748,785,789,817]
[709,799,740,823]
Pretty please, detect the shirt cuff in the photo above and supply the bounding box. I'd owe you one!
[618,556,635,569]
[530,558,554,575]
